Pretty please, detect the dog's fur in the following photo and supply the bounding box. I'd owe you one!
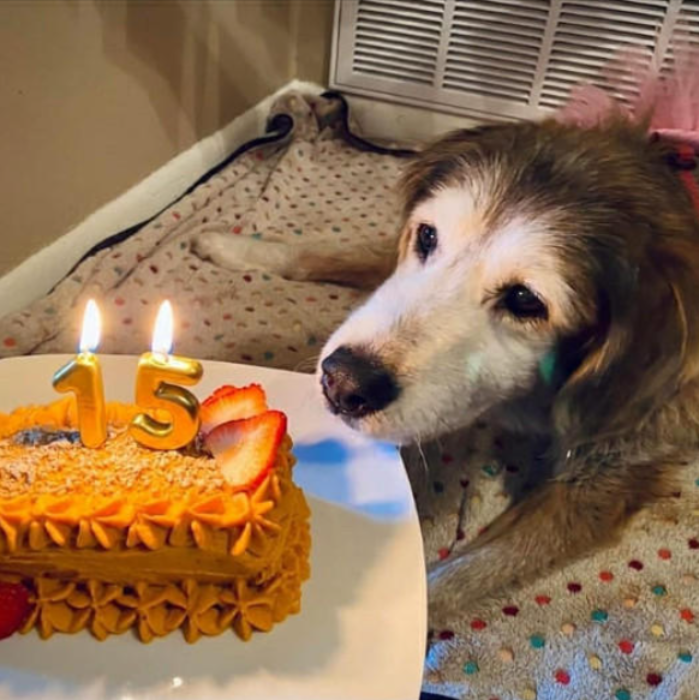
[195,115,698,625]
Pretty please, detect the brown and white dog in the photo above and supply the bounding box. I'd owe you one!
[195,80,698,625]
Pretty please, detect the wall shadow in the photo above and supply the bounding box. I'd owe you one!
[93,0,294,150]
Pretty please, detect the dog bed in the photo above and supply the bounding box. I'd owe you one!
[0,92,697,699]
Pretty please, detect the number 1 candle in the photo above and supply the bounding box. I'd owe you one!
[53,299,107,448]
[130,301,203,450]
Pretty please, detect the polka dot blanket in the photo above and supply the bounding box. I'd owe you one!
[0,92,697,699]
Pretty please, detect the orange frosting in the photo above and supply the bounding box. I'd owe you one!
[0,397,311,642]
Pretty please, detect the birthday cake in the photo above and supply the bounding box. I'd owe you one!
[0,385,310,643]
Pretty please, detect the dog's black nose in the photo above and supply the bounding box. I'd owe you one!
[321,346,399,418]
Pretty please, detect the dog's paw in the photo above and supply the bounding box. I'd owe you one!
[427,593,455,635]
[192,231,231,265]
[192,233,292,277]
[427,562,460,632]
[192,232,269,273]
[427,554,485,631]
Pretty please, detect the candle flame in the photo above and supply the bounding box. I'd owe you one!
[152,301,174,357]
[79,299,101,354]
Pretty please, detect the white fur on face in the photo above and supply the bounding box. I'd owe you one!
[318,184,569,443]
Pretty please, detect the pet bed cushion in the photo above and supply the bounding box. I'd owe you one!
[0,92,696,699]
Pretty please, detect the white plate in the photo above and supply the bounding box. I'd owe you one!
[0,355,426,700]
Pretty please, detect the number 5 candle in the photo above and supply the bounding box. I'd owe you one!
[130,301,203,450]
[53,299,107,448]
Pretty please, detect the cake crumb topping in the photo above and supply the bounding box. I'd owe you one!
[0,427,225,499]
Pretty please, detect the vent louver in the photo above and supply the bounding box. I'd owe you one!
[331,0,699,120]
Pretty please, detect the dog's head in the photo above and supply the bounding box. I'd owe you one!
[318,120,698,447]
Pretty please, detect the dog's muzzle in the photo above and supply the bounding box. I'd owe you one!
[320,346,399,419]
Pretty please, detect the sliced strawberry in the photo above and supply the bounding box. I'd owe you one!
[205,411,287,490]
[0,582,31,640]
[206,385,239,402]
[200,384,268,435]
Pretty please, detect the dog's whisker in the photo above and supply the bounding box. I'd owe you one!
[293,354,321,373]
[415,436,430,484]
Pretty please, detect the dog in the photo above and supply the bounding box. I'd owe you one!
[195,75,698,627]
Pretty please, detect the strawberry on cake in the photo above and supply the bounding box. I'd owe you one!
[0,384,310,643]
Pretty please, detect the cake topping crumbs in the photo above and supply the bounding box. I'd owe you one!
[0,426,226,499]
[3,461,36,486]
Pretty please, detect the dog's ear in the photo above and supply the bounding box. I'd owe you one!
[553,231,698,449]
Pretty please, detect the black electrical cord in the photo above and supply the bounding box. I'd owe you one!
[321,89,418,159]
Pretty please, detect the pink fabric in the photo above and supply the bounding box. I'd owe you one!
[556,48,699,149]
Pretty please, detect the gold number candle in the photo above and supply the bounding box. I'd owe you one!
[130,301,203,450]
[53,299,107,448]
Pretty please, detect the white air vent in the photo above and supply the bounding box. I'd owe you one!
[352,0,444,85]
[443,0,550,105]
[330,0,699,121]
[662,0,700,72]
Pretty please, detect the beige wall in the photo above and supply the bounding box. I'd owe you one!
[293,0,335,84]
[0,0,334,276]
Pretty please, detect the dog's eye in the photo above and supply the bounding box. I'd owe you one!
[415,223,438,261]
[502,285,548,320]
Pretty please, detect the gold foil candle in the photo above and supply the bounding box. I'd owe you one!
[130,301,203,450]
[53,299,107,448]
